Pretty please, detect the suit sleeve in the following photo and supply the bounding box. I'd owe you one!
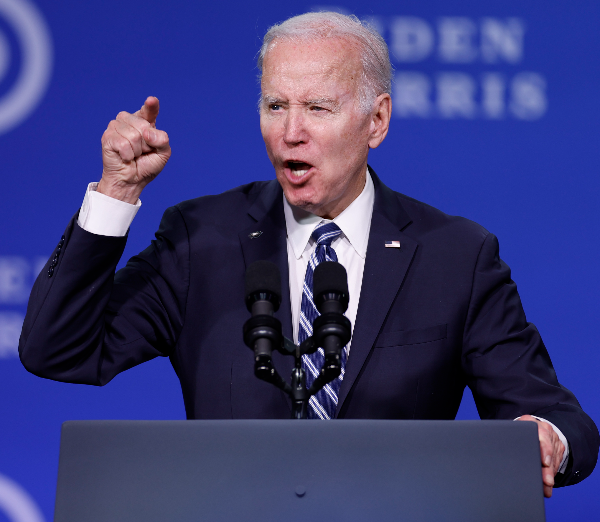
[19,205,190,386]
[461,232,599,486]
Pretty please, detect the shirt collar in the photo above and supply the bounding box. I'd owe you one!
[283,169,375,260]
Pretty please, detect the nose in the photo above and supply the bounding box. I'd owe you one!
[283,108,307,145]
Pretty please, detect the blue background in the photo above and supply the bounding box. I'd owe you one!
[0,0,598,520]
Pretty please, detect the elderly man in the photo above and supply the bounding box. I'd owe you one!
[19,12,598,497]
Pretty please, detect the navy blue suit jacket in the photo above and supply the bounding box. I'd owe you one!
[19,169,599,486]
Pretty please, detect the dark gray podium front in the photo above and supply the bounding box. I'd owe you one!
[54,420,545,522]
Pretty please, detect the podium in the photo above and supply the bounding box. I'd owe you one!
[54,420,546,521]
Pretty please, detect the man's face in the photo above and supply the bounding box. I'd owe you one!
[260,38,375,219]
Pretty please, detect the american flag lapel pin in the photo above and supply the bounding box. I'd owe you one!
[385,240,401,248]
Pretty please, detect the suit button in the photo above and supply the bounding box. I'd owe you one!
[52,256,59,265]
[48,267,54,277]
[574,471,581,477]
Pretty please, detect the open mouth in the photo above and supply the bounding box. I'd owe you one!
[286,160,313,177]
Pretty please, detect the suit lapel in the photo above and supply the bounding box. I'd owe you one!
[337,170,418,416]
[236,173,418,418]
[238,181,294,412]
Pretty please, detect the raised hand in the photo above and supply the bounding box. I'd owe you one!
[97,96,171,203]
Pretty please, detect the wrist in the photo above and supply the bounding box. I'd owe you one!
[97,177,144,204]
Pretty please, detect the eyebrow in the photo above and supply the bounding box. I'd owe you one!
[305,98,337,105]
[261,95,282,105]
[261,95,340,107]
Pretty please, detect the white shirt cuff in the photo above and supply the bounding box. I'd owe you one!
[516,415,569,474]
[77,182,141,237]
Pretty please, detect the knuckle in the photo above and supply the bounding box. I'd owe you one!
[123,126,141,142]
[132,121,150,135]
[158,132,170,146]
[102,129,119,147]
[115,137,130,152]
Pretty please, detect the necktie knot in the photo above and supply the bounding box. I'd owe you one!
[311,222,342,247]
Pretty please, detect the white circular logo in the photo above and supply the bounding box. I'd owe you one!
[0,473,45,522]
[0,0,52,135]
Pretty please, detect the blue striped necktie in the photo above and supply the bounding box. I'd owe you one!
[299,221,347,419]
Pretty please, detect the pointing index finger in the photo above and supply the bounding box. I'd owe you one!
[135,96,160,127]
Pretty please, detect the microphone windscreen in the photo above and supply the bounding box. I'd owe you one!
[245,260,282,301]
[313,261,348,299]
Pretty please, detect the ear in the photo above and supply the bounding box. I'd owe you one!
[368,93,392,149]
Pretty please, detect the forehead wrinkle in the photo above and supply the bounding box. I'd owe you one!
[274,59,355,85]
[261,39,364,108]
[264,42,362,82]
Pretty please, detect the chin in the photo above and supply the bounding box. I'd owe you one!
[282,186,317,209]
[288,197,317,212]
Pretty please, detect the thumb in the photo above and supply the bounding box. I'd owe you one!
[137,96,160,127]
[143,127,170,151]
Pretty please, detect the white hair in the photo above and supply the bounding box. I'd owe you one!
[257,11,393,113]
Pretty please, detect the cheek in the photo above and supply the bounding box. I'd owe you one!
[320,131,364,171]
[260,129,278,159]
[260,119,270,142]
[329,118,368,151]
[260,117,278,142]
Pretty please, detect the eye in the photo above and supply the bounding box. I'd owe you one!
[269,104,282,111]
[310,105,325,112]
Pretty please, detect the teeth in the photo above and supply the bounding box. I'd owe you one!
[288,162,310,177]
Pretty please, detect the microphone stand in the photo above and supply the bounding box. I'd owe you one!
[243,313,351,419]
[243,260,351,419]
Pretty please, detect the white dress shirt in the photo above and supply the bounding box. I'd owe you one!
[78,182,141,236]
[284,170,374,352]
[76,174,568,472]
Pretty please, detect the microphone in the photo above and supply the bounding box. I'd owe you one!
[309,262,352,393]
[313,261,349,315]
[245,260,281,316]
[243,261,284,383]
